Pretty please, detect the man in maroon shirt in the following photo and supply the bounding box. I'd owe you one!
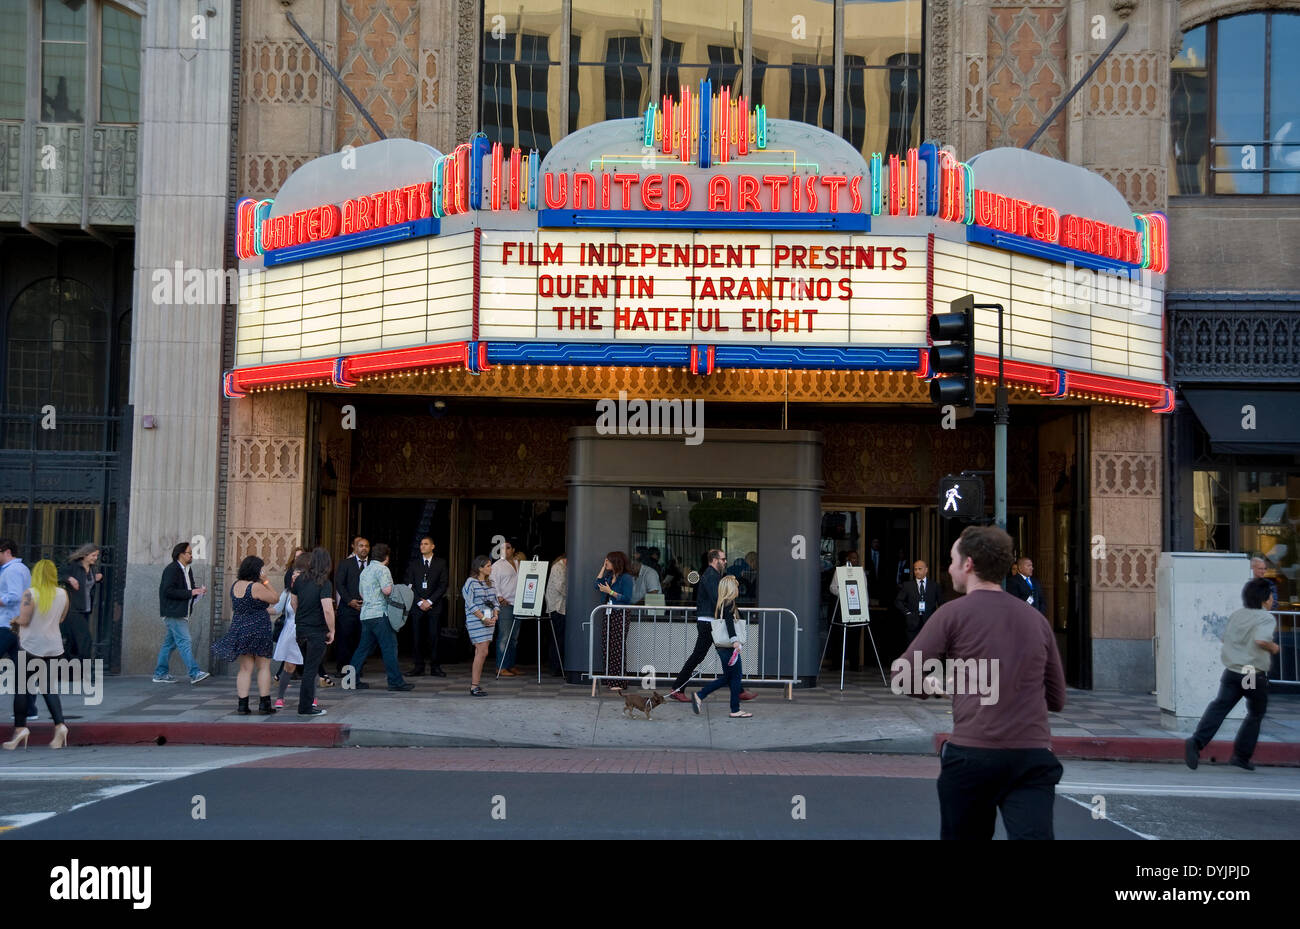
[908,526,1068,839]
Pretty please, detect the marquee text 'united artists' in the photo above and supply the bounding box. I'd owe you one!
[503,240,910,334]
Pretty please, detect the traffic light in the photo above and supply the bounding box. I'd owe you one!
[929,294,976,414]
[937,474,985,520]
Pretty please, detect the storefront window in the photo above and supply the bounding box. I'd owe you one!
[843,0,922,158]
[100,3,141,123]
[1170,12,1300,196]
[484,1,925,157]
[1237,470,1300,603]
[0,0,25,119]
[631,489,758,606]
[1192,469,1229,551]
[481,0,563,154]
[41,0,87,123]
[571,3,651,131]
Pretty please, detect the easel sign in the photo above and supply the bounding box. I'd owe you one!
[513,559,549,618]
[835,565,869,625]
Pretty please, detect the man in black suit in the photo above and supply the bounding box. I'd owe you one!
[1008,556,1047,616]
[334,537,368,675]
[406,535,448,677]
[896,559,942,643]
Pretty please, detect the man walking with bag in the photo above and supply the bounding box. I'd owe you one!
[346,543,414,692]
[669,549,755,704]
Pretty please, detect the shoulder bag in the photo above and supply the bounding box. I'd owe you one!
[710,606,747,647]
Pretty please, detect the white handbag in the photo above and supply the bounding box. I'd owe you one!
[709,609,747,647]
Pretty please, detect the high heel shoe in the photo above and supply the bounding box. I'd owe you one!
[49,724,68,750]
[3,727,30,751]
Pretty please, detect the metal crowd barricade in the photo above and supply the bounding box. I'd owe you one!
[584,603,802,699]
[1269,611,1299,684]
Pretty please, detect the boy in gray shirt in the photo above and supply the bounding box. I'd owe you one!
[1185,577,1280,771]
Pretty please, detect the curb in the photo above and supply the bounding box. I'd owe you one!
[932,733,1300,766]
[4,722,348,748]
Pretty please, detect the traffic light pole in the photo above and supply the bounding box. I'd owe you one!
[977,302,1009,530]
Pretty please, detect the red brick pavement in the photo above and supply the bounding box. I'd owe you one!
[235,748,942,777]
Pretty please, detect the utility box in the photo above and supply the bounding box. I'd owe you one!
[1156,552,1250,730]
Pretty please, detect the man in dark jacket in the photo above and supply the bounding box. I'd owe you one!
[1007,557,1047,616]
[333,537,368,676]
[668,549,755,703]
[153,540,210,684]
[896,559,943,643]
[406,535,448,677]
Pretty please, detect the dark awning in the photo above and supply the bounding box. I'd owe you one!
[1183,389,1300,455]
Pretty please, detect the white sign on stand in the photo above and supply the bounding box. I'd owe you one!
[512,558,549,618]
[835,565,869,625]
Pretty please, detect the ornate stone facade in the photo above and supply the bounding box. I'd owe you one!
[1090,406,1163,639]
[336,0,420,148]
[986,6,1068,156]
[222,391,308,630]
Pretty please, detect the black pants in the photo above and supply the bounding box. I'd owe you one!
[14,653,66,727]
[0,628,33,718]
[64,610,94,661]
[671,622,715,692]
[297,629,328,713]
[409,602,444,671]
[548,612,566,673]
[937,743,1064,840]
[333,610,361,675]
[1192,668,1269,761]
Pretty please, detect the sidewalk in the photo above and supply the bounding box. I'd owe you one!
[4,664,1299,764]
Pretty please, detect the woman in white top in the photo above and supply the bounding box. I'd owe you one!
[3,559,70,750]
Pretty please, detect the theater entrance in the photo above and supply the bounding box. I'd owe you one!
[345,495,567,665]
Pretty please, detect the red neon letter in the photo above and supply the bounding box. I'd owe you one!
[707,175,732,212]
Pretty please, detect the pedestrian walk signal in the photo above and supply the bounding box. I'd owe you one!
[938,475,984,519]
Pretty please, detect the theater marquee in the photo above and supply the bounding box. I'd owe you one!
[226,85,1170,409]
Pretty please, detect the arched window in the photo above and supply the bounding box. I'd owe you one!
[1172,11,1300,195]
[5,278,108,415]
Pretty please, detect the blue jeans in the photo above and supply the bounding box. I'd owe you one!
[495,603,520,669]
[349,617,406,687]
[697,646,743,713]
[154,618,202,679]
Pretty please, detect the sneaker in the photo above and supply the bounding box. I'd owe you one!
[387,682,416,692]
[1228,755,1256,771]
[190,671,210,685]
[274,699,285,709]
[469,686,487,696]
[153,674,179,683]
[1183,738,1198,770]
[669,691,692,703]
[298,707,328,717]
[312,700,318,707]
[691,694,702,715]
[738,690,757,701]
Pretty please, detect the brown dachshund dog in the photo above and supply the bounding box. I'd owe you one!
[622,691,665,720]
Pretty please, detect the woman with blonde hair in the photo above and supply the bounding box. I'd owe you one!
[690,575,752,718]
[3,560,71,750]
